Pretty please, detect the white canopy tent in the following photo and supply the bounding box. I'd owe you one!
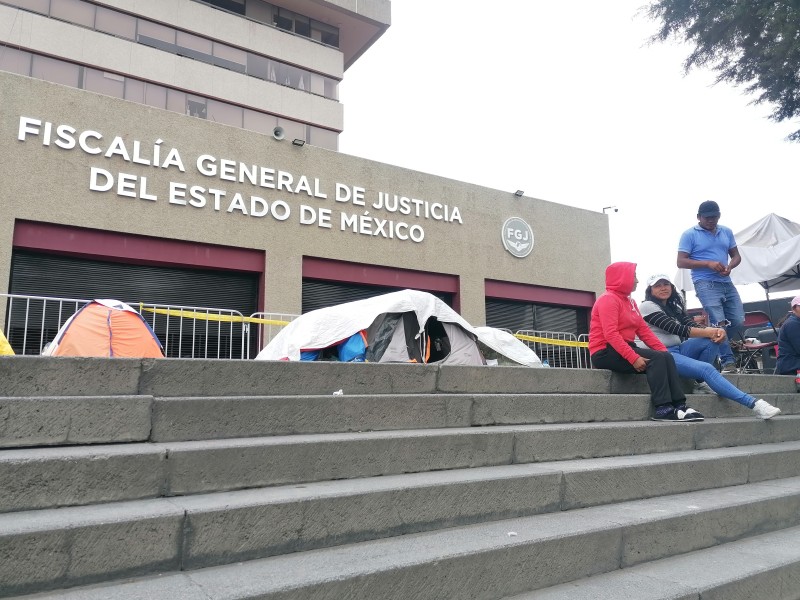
[730,213,800,293]
[676,213,800,292]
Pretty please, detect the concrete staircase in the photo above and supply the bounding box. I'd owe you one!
[1,356,799,599]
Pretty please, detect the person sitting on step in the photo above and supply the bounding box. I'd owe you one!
[639,273,780,420]
[776,295,800,377]
[589,262,704,422]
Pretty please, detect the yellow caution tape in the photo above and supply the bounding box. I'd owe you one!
[514,333,589,348]
[136,305,585,348]
[139,305,291,326]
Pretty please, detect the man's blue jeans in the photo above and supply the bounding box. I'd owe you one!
[693,280,744,366]
[668,337,756,408]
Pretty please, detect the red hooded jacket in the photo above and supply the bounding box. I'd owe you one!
[588,262,667,364]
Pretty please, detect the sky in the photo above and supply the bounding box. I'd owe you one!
[338,0,800,309]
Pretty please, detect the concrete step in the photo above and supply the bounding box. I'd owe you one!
[8,477,800,599]
[4,356,797,398]
[3,441,800,596]
[150,392,800,442]
[2,391,796,449]
[4,417,800,513]
[511,525,800,599]
[0,396,152,448]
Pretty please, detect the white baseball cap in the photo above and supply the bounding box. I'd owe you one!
[791,295,800,308]
[646,273,672,287]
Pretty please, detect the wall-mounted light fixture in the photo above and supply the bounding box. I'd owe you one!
[602,206,618,213]
[514,190,524,197]
[292,139,306,147]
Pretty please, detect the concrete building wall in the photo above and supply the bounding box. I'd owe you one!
[0,3,344,130]
[0,72,610,325]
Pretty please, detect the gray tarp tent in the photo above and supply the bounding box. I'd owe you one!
[255,289,543,366]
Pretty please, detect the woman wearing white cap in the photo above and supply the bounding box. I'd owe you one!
[776,295,800,376]
[640,273,781,419]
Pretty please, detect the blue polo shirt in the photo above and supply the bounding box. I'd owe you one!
[678,224,737,283]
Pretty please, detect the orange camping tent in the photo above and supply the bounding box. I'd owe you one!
[43,299,163,358]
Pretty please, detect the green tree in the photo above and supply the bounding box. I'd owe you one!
[645,0,800,140]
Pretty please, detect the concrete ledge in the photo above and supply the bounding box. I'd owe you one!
[2,357,797,398]
[20,478,800,600]
[139,359,440,397]
[514,421,698,463]
[0,396,151,448]
[179,464,563,569]
[6,419,800,512]
[0,356,141,397]
[561,454,749,510]
[0,444,167,513]
[437,366,613,394]
[522,525,800,599]
[694,416,800,449]
[164,429,516,495]
[150,394,472,442]
[730,373,797,394]
[4,445,799,596]
[472,394,651,425]
[0,500,183,597]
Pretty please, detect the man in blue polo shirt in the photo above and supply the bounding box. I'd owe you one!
[677,200,743,372]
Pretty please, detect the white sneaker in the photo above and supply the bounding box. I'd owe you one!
[753,399,781,420]
[693,381,716,395]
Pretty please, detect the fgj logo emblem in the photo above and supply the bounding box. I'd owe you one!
[501,217,534,258]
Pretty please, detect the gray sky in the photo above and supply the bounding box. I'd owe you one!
[339,0,800,308]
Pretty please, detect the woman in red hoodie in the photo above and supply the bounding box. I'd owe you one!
[589,262,703,422]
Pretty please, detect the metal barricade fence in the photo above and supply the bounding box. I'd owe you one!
[2,292,587,365]
[515,329,587,368]
[2,293,250,359]
[246,312,300,358]
[137,303,247,359]
[1,293,88,355]
[577,334,591,368]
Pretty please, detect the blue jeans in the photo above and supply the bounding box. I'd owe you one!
[693,280,744,366]
[668,338,756,408]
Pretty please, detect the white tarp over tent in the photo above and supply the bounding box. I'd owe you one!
[256,289,543,366]
[730,213,800,293]
[675,213,800,295]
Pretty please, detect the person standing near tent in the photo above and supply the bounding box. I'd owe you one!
[677,200,743,373]
[776,295,800,376]
[589,262,703,422]
[639,273,780,419]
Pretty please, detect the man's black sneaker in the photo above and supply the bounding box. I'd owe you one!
[651,407,681,421]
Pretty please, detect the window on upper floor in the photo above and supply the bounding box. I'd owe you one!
[200,0,245,16]
[50,0,95,27]
[4,0,340,99]
[11,0,50,15]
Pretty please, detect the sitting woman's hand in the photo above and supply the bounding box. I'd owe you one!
[632,356,650,372]
[708,327,727,343]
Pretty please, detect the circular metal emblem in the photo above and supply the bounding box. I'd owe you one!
[501,217,534,258]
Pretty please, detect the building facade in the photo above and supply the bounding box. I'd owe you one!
[0,0,610,356]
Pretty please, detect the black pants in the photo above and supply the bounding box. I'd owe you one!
[591,343,686,407]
